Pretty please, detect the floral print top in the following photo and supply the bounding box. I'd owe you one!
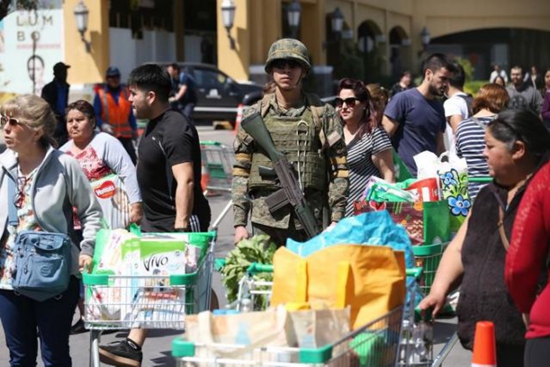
[0,167,41,290]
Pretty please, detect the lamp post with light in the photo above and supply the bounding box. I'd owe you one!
[287,0,301,39]
[73,0,90,52]
[221,0,236,49]
[418,27,431,57]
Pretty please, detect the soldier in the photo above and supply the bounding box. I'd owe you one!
[232,38,349,246]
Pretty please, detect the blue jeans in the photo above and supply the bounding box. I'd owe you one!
[0,277,79,367]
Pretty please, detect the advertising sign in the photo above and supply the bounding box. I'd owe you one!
[0,0,64,98]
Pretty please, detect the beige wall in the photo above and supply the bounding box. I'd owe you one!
[64,0,550,85]
[63,0,109,85]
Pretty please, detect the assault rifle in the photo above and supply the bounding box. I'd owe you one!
[241,112,321,238]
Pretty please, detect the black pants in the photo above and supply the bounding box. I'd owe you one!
[525,337,550,367]
[496,343,525,367]
[118,137,137,165]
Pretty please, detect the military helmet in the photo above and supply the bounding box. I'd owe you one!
[265,38,311,74]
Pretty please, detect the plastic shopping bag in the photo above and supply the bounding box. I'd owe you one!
[287,211,415,269]
[415,151,471,235]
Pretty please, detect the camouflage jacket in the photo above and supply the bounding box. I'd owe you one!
[231,93,349,230]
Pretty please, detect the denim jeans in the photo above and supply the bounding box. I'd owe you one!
[0,277,79,367]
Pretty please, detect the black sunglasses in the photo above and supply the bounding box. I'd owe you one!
[335,97,361,108]
[271,59,302,70]
[0,115,25,128]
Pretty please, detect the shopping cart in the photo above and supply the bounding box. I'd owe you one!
[200,141,235,231]
[83,232,216,367]
[412,243,449,297]
[172,305,403,366]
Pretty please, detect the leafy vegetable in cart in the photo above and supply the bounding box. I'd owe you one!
[220,235,276,309]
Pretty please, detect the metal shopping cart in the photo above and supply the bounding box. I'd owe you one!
[172,262,426,366]
[172,305,403,366]
[200,141,235,231]
[83,231,216,367]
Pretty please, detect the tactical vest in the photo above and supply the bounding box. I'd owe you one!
[248,107,327,192]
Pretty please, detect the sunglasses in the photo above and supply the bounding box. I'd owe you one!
[335,97,361,108]
[271,59,302,70]
[0,115,25,128]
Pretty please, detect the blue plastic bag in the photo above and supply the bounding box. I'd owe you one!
[287,211,414,268]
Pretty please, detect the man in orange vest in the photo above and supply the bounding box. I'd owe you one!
[94,66,138,164]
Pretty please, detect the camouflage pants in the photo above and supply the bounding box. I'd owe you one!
[252,222,308,248]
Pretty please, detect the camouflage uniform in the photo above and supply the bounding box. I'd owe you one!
[232,39,349,244]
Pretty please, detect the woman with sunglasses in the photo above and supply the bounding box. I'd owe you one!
[0,94,102,366]
[60,99,142,334]
[419,109,550,367]
[336,78,394,217]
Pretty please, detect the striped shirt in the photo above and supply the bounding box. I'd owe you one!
[455,115,496,200]
[346,127,392,216]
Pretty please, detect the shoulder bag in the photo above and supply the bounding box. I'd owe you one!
[7,175,72,302]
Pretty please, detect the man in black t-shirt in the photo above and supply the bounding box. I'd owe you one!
[98,64,211,367]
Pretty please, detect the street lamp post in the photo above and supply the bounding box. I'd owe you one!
[331,7,344,37]
[73,0,90,52]
[418,27,431,57]
[287,0,301,39]
[221,0,236,49]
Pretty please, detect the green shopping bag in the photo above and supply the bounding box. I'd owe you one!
[393,151,414,181]
[359,200,450,246]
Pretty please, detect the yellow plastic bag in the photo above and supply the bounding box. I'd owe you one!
[271,244,406,330]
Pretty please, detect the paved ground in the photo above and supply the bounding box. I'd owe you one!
[0,128,470,366]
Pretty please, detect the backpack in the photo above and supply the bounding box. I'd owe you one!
[456,93,474,117]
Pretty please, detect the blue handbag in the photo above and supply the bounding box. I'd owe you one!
[7,175,72,302]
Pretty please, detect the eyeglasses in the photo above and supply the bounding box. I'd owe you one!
[271,59,302,70]
[335,97,361,108]
[0,115,25,128]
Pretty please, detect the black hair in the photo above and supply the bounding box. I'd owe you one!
[422,53,457,75]
[337,78,376,134]
[66,100,97,127]
[449,62,466,88]
[128,64,171,102]
[168,62,179,71]
[488,109,550,163]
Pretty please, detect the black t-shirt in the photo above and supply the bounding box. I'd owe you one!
[137,109,210,232]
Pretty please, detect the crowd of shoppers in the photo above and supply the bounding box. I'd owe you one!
[3,47,550,367]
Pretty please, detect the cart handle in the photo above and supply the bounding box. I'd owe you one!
[406,267,423,279]
[246,263,273,275]
[469,177,492,183]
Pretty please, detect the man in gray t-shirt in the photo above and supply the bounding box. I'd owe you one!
[507,65,542,115]
[382,53,456,176]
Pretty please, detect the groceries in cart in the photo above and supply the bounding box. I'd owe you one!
[86,228,211,327]
[354,177,451,246]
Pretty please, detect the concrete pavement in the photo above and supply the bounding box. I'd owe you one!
[0,128,469,366]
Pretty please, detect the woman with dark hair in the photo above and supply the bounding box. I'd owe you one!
[455,83,510,200]
[336,78,394,217]
[390,70,413,98]
[0,94,102,365]
[420,109,550,367]
[60,99,142,333]
[494,75,507,87]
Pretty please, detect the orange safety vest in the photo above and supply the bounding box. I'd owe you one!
[98,88,133,138]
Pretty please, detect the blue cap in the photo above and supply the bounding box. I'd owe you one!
[106,66,121,77]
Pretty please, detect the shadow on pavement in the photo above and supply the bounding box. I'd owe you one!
[151,351,177,366]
